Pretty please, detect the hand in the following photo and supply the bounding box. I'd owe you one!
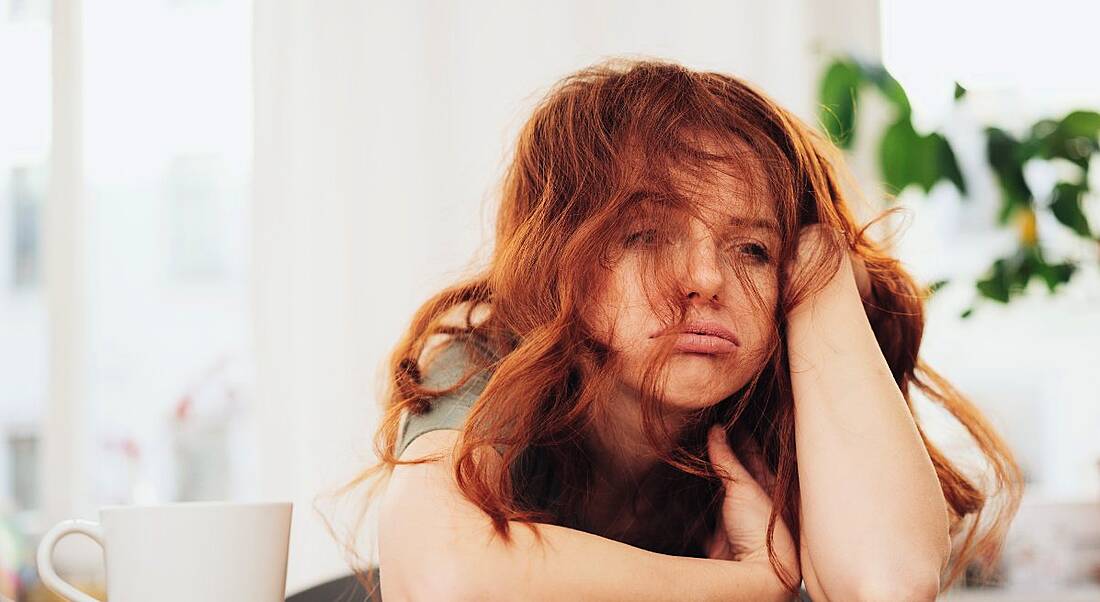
[787,224,873,308]
[705,426,799,585]
[848,240,873,304]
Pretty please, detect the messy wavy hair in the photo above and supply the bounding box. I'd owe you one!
[332,58,1022,596]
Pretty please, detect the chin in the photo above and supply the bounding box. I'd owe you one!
[658,360,742,411]
[659,396,724,413]
[616,350,746,411]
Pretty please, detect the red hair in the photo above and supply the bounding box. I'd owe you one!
[333,58,1022,595]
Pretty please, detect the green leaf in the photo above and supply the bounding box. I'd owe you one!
[954,82,967,100]
[879,120,967,195]
[1037,260,1077,293]
[880,119,919,194]
[926,278,950,296]
[1029,119,1059,146]
[1058,110,1100,138]
[986,127,1033,224]
[1015,246,1038,288]
[975,247,1044,303]
[1025,245,1077,293]
[1032,111,1100,169]
[1049,182,1092,237]
[934,134,968,195]
[818,60,863,149]
[861,63,912,119]
[976,257,1011,303]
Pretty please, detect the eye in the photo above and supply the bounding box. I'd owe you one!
[734,242,771,263]
[624,228,663,248]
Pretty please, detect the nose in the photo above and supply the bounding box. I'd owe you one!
[681,232,724,306]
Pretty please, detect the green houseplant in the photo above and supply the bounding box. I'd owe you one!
[818,56,1099,317]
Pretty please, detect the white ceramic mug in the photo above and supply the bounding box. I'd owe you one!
[36,501,292,602]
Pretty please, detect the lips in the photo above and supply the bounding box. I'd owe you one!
[649,320,741,354]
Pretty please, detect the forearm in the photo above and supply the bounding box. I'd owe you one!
[382,431,793,602]
[786,257,950,600]
[462,521,792,602]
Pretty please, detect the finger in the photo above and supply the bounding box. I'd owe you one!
[733,434,776,492]
[706,425,754,484]
[707,506,735,560]
[704,499,725,558]
[726,422,776,489]
[850,252,873,301]
[706,528,731,560]
[705,519,722,558]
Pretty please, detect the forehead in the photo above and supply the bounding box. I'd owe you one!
[665,134,776,227]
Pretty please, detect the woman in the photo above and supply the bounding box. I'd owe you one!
[345,59,1022,601]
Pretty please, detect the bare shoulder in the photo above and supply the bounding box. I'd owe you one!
[379,430,506,600]
[383,423,507,529]
[378,430,464,600]
[385,430,463,504]
[387,428,505,493]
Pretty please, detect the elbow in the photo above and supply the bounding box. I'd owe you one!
[423,580,484,602]
[849,513,952,601]
[404,541,538,601]
[400,556,490,602]
[379,535,491,602]
[850,569,941,602]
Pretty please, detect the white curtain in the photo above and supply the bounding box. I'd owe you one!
[251,0,881,591]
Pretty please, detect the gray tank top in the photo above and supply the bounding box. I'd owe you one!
[395,335,498,458]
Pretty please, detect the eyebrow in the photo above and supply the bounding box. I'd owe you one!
[625,190,780,233]
[728,215,780,233]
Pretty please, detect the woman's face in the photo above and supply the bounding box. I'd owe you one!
[589,156,781,414]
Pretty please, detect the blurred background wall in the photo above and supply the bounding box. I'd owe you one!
[1,0,1098,599]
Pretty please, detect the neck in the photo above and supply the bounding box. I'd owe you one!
[586,382,692,491]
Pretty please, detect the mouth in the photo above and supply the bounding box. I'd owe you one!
[667,332,739,354]
[649,321,741,354]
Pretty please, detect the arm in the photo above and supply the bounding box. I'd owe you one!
[379,429,792,602]
[786,235,952,601]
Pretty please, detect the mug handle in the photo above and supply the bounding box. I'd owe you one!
[36,519,105,602]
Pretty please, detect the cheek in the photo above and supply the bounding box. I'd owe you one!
[732,280,779,353]
[586,283,626,349]
[586,268,650,350]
